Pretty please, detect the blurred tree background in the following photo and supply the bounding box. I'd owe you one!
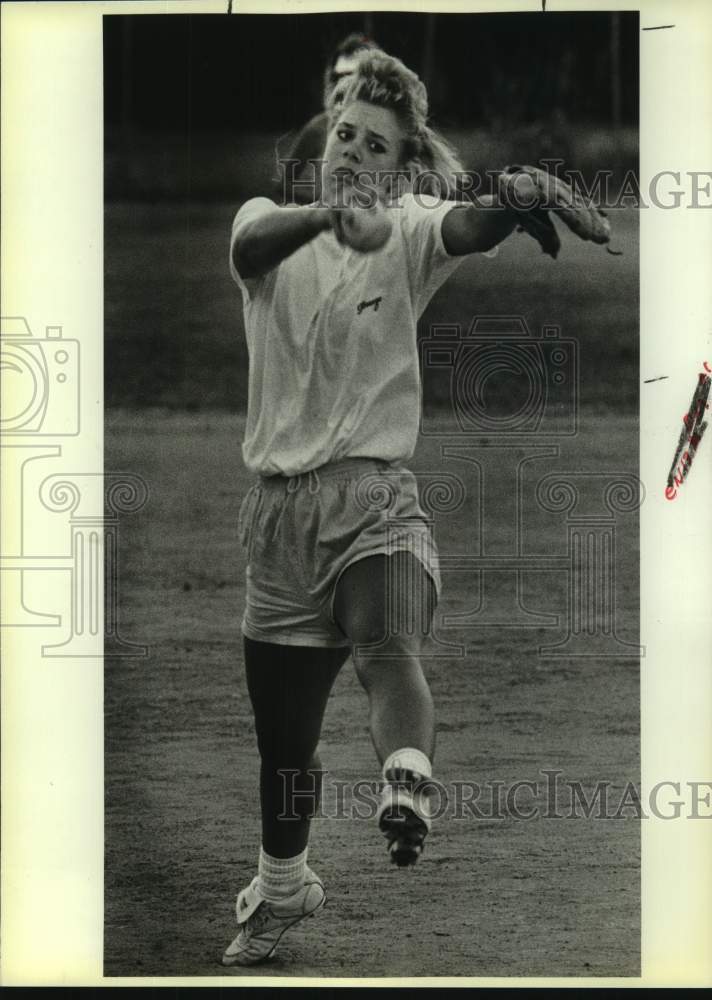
[105,11,638,201]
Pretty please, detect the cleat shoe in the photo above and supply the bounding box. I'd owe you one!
[377,781,433,867]
[221,870,326,967]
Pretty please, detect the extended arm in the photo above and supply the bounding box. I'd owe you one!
[233,199,333,279]
[443,167,612,259]
[441,195,519,256]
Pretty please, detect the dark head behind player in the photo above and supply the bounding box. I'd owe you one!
[278,33,382,205]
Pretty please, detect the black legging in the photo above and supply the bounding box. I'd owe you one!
[243,551,436,857]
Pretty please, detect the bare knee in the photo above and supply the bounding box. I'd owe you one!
[351,633,424,689]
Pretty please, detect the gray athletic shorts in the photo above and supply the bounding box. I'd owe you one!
[238,457,441,648]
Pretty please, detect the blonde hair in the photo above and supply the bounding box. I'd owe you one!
[326,51,465,198]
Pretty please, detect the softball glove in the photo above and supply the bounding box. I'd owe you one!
[497,164,611,259]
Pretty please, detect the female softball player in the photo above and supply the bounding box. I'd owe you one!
[222,51,607,967]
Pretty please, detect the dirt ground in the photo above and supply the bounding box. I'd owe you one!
[104,409,640,979]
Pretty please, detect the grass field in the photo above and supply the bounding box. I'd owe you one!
[104,202,638,413]
[104,197,639,978]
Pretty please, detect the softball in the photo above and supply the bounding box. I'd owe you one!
[339,204,393,253]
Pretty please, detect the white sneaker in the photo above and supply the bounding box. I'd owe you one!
[377,781,433,867]
[222,870,326,967]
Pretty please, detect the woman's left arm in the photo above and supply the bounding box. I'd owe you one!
[441,195,519,256]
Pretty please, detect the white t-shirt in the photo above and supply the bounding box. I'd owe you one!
[230,194,465,476]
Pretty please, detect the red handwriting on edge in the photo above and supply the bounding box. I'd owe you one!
[665,360,711,500]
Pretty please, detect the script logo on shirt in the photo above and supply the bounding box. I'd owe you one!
[357,296,382,316]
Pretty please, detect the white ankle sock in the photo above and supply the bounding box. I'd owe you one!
[256,846,308,902]
[382,747,432,784]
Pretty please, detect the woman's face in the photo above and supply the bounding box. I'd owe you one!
[322,100,405,206]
